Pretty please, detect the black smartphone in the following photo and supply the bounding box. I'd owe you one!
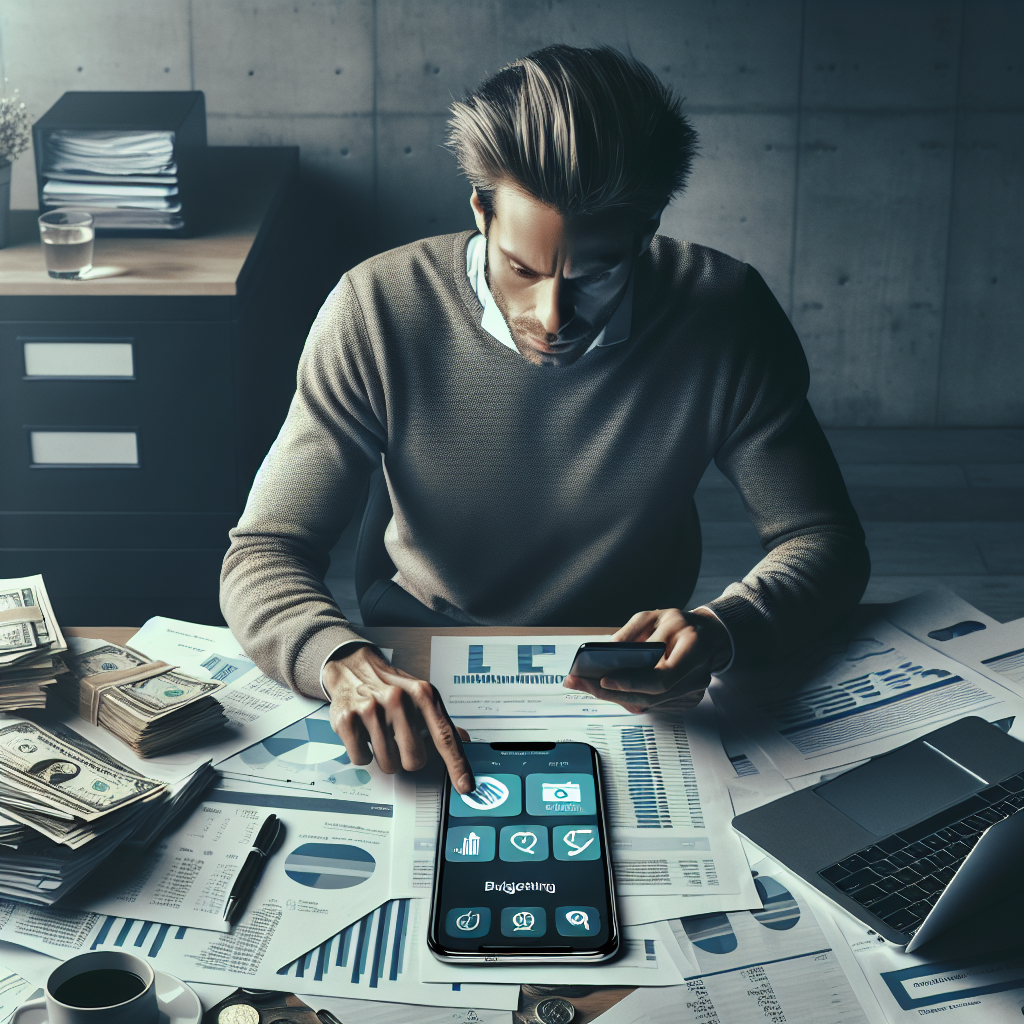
[568,641,666,679]
[428,741,619,963]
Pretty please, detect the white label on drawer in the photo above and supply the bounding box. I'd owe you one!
[30,431,139,466]
[23,341,134,378]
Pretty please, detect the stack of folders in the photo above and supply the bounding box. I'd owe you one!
[41,130,182,230]
[0,714,216,905]
[59,642,228,758]
[0,576,68,712]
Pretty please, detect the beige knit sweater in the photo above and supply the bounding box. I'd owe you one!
[221,231,869,699]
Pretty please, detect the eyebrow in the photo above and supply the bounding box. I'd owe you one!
[498,246,625,277]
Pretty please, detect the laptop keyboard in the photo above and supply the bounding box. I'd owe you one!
[818,771,1024,935]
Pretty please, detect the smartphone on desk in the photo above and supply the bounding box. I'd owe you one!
[427,741,619,963]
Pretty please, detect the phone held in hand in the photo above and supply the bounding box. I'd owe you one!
[568,641,666,679]
[427,741,619,963]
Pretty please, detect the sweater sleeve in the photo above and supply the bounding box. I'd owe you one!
[703,267,870,668]
[220,276,386,698]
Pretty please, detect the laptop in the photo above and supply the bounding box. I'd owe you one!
[731,716,1024,951]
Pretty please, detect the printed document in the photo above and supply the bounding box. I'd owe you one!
[462,703,760,915]
[0,897,517,1011]
[418,917,693,986]
[820,898,1024,1022]
[69,777,393,935]
[431,635,633,716]
[713,619,1020,779]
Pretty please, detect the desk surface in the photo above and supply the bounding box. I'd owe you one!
[0,147,296,297]
[66,623,633,1023]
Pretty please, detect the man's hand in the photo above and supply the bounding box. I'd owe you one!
[323,644,475,794]
[563,608,732,714]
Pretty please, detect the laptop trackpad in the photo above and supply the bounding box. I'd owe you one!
[816,742,981,836]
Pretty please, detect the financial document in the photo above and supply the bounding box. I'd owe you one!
[0,897,517,1012]
[431,635,633,716]
[597,860,873,1024]
[820,900,1024,1022]
[0,942,54,1024]
[418,917,693,987]
[463,704,760,918]
[714,619,1019,779]
[69,777,393,936]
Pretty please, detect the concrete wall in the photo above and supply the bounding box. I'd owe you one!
[2,0,1020,426]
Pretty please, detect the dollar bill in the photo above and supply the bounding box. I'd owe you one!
[0,623,37,658]
[62,643,227,758]
[0,719,163,822]
[0,576,66,669]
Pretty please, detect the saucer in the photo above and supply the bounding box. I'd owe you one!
[16,970,202,1024]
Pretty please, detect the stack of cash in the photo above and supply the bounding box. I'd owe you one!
[60,640,229,758]
[0,716,216,905]
[0,575,68,711]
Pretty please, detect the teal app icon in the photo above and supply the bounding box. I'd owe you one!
[449,774,522,817]
[499,825,549,861]
[501,907,547,937]
[553,825,601,861]
[446,907,491,938]
[556,906,601,936]
[445,825,495,861]
[526,773,596,815]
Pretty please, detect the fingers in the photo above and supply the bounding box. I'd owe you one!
[612,610,660,642]
[384,687,430,772]
[391,674,475,795]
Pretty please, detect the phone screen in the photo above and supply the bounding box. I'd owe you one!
[429,741,617,961]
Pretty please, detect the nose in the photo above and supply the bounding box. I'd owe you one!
[535,275,575,337]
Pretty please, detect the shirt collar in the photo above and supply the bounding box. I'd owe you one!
[466,232,632,356]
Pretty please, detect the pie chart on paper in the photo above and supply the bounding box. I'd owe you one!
[284,843,377,889]
[235,713,372,787]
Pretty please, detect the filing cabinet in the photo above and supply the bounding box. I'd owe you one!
[0,148,314,625]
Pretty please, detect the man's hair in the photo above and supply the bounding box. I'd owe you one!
[447,44,698,225]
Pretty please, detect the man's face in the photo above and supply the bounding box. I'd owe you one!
[472,184,648,367]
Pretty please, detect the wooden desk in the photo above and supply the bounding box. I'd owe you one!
[67,624,637,1023]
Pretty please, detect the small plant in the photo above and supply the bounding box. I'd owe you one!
[0,86,31,165]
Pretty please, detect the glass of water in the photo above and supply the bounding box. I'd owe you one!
[38,209,94,279]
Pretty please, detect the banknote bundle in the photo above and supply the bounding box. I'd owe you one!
[59,641,228,758]
[0,575,68,711]
[0,716,216,905]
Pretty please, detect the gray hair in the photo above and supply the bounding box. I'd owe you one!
[447,44,698,224]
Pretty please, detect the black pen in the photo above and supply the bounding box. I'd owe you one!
[223,813,283,925]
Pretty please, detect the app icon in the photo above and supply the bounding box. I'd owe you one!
[501,906,547,937]
[526,773,597,815]
[449,774,522,817]
[553,824,601,861]
[445,825,495,862]
[542,781,580,802]
[446,906,491,938]
[499,824,549,862]
[556,906,601,936]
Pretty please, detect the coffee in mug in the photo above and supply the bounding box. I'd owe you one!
[12,950,158,1024]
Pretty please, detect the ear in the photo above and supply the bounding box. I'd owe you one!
[637,207,665,255]
[470,190,488,235]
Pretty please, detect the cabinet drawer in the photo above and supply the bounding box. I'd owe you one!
[1,322,238,513]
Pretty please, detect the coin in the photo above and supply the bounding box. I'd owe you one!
[535,996,575,1024]
[217,1005,260,1024]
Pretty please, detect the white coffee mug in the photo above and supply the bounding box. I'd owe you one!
[12,950,158,1024]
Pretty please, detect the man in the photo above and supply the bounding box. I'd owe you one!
[221,45,869,796]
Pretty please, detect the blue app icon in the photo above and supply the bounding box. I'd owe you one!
[446,906,491,938]
[556,906,601,936]
[445,825,495,862]
[553,825,601,861]
[499,825,549,862]
[526,773,597,815]
[449,774,522,817]
[501,907,547,937]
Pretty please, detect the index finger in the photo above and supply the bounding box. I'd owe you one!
[612,610,659,642]
[388,671,475,794]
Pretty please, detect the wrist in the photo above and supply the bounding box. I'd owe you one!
[684,608,733,673]
[321,641,379,700]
